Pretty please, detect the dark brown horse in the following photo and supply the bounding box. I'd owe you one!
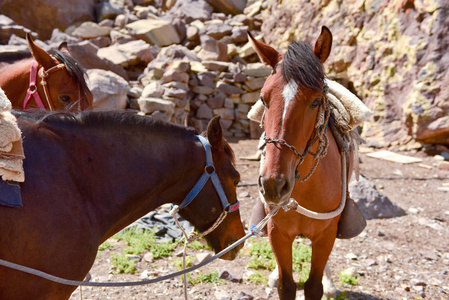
[249,27,355,299]
[0,33,93,111]
[0,111,245,300]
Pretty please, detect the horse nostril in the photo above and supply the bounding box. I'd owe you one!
[258,175,265,195]
[279,178,290,198]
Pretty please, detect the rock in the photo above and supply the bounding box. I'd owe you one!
[214,289,231,300]
[68,41,128,79]
[213,108,235,120]
[193,86,215,95]
[161,69,190,84]
[186,26,200,42]
[217,82,244,95]
[95,0,125,21]
[236,291,254,300]
[197,35,228,62]
[138,97,175,116]
[241,91,260,104]
[126,19,180,46]
[195,252,212,263]
[71,22,112,40]
[243,63,272,77]
[349,175,407,219]
[244,77,265,91]
[203,23,233,40]
[87,69,129,110]
[97,40,153,68]
[202,61,231,72]
[168,0,214,23]
[142,82,164,98]
[219,270,242,283]
[206,0,247,15]
[0,0,95,40]
[437,161,449,170]
[196,103,214,119]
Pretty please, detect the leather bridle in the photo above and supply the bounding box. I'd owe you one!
[23,59,66,110]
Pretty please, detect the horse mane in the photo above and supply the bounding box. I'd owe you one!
[0,50,32,63]
[52,50,90,98]
[281,41,326,91]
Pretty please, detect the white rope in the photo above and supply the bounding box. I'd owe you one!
[281,153,347,220]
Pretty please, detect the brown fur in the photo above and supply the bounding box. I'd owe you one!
[0,111,244,299]
[249,26,354,300]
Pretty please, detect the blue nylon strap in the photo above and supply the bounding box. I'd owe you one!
[176,135,239,213]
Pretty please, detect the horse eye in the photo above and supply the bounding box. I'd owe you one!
[234,180,240,187]
[59,95,71,103]
[311,98,321,108]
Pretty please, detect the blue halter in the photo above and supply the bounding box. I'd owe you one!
[175,135,240,213]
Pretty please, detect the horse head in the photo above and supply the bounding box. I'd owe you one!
[249,26,333,206]
[26,33,93,111]
[178,116,245,260]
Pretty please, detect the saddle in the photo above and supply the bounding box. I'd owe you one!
[0,88,24,207]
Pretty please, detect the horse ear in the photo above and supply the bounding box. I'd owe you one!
[206,116,224,150]
[26,32,56,70]
[247,31,280,68]
[58,41,70,53]
[313,26,333,64]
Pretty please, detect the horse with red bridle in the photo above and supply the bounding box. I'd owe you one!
[249,27,364,299]
[0,33,93,111]
[0,111,244,300]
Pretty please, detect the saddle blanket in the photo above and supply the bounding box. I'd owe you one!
[0,179,22,207]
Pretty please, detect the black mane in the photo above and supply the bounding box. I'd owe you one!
[52,50,90,97]
[281,41,326,91]
[0,50,32,63]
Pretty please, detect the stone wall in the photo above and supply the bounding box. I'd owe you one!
[0,0,265,138]
[262,0,449,149]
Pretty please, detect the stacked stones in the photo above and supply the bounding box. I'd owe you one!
[0,0,268,138]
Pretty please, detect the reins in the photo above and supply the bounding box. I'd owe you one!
[23,59,66,110]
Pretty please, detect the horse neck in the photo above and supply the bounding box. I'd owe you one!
[71,128,206,243]
[0,59,33,108]
[293,130,343,209]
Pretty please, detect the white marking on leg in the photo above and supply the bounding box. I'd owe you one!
[282,80,298,125]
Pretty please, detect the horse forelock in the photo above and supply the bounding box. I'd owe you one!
[281,41,326,91]
[52,50,91,99]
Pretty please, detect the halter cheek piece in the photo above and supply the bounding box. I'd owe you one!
[171,135,239,240]
[23,59,66,110]
[262,84,330,182]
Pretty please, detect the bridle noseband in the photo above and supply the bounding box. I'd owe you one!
[262,85,330,182]
[171,135,239,241]
[23,60,66,110]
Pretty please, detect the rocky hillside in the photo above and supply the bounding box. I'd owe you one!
[262,0,449,150]
[1,0,449,150]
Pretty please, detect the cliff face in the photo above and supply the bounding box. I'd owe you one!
[262,0,449,148]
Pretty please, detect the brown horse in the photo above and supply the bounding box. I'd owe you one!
[0,33,93,111]
[0,111,245,300]
[249,27,355,299]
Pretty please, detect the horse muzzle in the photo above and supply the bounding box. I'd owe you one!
[258,174,293,206]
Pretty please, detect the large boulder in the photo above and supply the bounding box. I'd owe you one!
[0,0,96,40]
[87,69,129,110]
[126,19,181,46]
[261,0,449,147]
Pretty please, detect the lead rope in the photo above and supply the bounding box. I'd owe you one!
[169,205,281,300]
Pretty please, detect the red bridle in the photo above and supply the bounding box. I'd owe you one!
[23,60,66,110]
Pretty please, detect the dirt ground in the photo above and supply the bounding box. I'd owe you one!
[69,138,449,300]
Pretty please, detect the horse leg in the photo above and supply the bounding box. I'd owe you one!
[269,226,296,300]
[304,235,336,300]
[322,261,337,299]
